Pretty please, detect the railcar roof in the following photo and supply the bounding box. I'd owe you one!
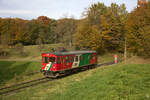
[42,50,96,56]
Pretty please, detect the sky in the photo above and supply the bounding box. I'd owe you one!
[0,0,137,20]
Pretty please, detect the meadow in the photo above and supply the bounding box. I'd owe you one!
[0,44,150,100]
[0,63,150,100]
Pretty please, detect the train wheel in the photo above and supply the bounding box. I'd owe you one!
[55,73,60,78]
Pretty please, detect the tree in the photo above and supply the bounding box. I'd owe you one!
[55,18,77,46]
[75,2,128,54]
[75,19,102,52]
[126,1,150,57]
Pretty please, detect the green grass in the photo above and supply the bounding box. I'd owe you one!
[0,61,42,87]
[0,43,75,61]
[1,64,150,100]
[24,43,64,57]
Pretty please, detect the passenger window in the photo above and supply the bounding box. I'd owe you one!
[71,56,74,63]
[80,56,81,61]
[83,56,85,61]
[91,55,93,59]
[57,57,60,64]
[95,55,97,60]
[88,55,91,59]
[75,56,78,61]
[80,56,84,61]
[66,56,70,63]
[93,55,95,60]
[62,57,65,63]
[61,57,63,64]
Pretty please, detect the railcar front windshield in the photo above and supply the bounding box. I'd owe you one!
[49,57,55,63]
[43,56,56,64]
[43,56,49,63]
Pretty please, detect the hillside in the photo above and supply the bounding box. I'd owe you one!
[0,43,74,61]
[1,63,150,100]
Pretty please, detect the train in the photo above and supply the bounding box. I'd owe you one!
[41,50,98,78]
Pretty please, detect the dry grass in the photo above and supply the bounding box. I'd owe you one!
[126,56,150,64]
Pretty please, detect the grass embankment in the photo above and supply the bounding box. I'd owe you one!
[0,43,75,61]
[0,54,115,87]
[1,63,150,100]
[0,51,118,88]
[0,61,42,87]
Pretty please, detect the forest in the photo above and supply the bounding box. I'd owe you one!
[0,2,150,57]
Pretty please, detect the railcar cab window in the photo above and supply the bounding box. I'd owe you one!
[66,56,70,63]
[49,57,56,63]
[43,56,48,63]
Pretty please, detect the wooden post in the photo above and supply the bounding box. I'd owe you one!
[124,37,127,63]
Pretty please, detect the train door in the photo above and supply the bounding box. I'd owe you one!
[72,55,80,68]
[61,56,65,70]
[56,56,61,71]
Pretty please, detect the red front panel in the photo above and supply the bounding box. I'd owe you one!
[42,53,57,71]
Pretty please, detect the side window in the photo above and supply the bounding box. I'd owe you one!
[66,56,70,63]
[71,56,74,63]
[80,56,84,61]
[95,55,97,60]
[88,55,91,59]
[75,56,78,61]
[57,57,60,64]
[91,55,93,60]
[83,56,85,61]
[93,55,95,60]
[61,57,64,64]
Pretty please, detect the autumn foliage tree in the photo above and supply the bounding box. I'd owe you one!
[75,19,102,51]
[75,2,128,54]
[126,1,150,57]
[0,16,56,46]
[0,1,150,58]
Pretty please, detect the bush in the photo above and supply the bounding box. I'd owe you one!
[15,43,28,57]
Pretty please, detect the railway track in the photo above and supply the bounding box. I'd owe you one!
[0,77,53,95]
[25,71,40,76]
[0,61,117,96]
[97,61,115,66]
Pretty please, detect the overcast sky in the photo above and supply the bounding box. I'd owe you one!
[0,0,137,20]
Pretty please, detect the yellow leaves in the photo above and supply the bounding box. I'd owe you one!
[126,2,150,57]
[75,21,102,51]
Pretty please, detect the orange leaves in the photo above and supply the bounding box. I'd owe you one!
[37,16,51,26]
